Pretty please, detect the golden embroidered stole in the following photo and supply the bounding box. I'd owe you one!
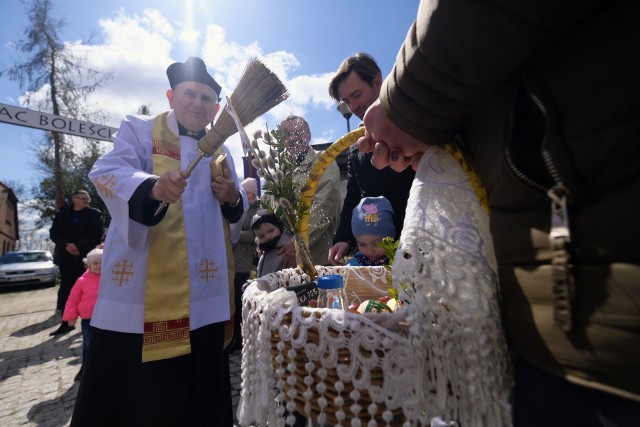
[142,112,191,362]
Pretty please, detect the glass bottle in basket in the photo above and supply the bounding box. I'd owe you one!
[317,275,347,310]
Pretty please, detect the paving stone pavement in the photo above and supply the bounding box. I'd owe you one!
[0,284,244,426]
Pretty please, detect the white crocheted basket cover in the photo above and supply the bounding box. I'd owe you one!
[238,146,513,427]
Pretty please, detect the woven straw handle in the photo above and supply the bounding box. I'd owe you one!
[297,127,365,245]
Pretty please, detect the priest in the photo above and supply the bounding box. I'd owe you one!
[73,57,245,426]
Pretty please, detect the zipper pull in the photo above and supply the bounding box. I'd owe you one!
[549,185,571,243]
[547,185,574,332]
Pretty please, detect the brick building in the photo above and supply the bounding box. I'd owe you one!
[0,182,19,255]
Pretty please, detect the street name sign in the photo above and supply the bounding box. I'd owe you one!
[0,102,117,142]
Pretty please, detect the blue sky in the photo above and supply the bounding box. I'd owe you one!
[1,0,419,192]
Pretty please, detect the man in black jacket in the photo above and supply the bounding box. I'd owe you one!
[49,189,104,336]
[327,53,414,265]
[359,0,640,425]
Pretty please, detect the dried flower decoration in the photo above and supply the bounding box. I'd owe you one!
[241,126,311,237]
[225,98,316,277]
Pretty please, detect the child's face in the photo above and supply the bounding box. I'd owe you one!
[355,234,385,261]
[254,222,282,244]
[88,258,102,274]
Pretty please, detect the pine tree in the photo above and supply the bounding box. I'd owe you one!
[0,0,112,224]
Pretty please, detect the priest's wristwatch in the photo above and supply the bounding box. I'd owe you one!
[228,192,241,208]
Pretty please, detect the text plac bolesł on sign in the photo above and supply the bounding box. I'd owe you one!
[0,102,117,142]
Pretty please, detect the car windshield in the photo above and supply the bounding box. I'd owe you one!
[0,252,51,264]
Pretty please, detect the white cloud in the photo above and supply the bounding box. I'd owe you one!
[76,9,334,127]
[19,84,49,108]
[178,26,200,45]
[141,8,174,38]
[16,8,338,181]
[96,11,174,63]
[200,25,265,92]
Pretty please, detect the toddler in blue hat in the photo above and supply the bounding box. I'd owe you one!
[347,196,396,266]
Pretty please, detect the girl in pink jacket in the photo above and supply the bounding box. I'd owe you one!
[62,247,102,380]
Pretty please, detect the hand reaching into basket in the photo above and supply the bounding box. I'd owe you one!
[358,99,426,172]
[328,241,350,266]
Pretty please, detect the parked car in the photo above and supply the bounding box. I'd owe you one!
[0,250,59,288]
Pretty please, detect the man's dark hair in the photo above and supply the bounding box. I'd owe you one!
[328,53,382,102]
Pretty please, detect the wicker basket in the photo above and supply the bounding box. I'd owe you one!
[269,313,405,425]
[240,265,415,426]
[237,146,514,427]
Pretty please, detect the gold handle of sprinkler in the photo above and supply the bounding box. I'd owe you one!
[153,132,225,217]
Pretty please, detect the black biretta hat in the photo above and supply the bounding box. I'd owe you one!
[166,57,222,97]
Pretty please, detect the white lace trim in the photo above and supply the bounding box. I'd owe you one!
[238,146,512,426]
